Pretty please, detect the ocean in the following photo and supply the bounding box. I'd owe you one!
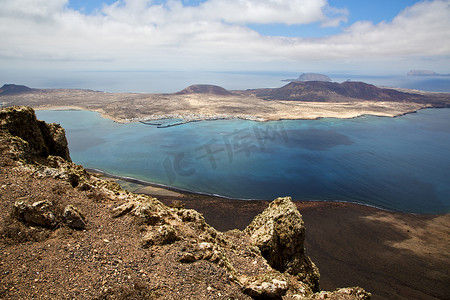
[3,70,450,93]
[36,108,450,214]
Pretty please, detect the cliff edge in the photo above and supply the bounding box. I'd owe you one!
[0,106,371,299]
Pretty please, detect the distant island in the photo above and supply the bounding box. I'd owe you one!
[1,81,450,124]
[282,73,332,82]
[407,70,450,76]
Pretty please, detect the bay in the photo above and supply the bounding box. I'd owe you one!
[36,108,450,214]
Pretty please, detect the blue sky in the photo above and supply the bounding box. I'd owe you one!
[1,0,450,80]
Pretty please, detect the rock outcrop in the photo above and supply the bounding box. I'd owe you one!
[12,200,86,230]
[12,200,57,229]
[0,106,371,299]
[0,106,70,161]
[245,197,320,291]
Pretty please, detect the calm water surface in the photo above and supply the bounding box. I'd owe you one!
[36,109,450,214]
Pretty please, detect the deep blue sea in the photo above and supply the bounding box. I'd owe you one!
[36,108,450,214]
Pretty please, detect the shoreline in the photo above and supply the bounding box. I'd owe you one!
[89,167,450,299]
[88,167,448,216]
[33,103,431,127]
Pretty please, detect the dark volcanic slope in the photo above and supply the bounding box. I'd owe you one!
[248,81,427,102]
[175,84,232,96]
[0,84,33,95]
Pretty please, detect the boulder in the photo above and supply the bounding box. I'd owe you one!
[245,197,320,291]
[63,205,87,229]
[141,224,179,247]
[240,271,289,299]
[13,200,56,228]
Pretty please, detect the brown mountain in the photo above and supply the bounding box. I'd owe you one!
[0,84,33,95]
[248,81,425,102]
[175,84,232,96]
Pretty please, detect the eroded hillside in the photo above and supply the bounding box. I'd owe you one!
[0,106,370,299]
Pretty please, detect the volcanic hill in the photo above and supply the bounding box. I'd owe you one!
[175,84,232,96]
[0,84,34,95]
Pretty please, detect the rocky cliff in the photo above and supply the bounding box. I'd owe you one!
[0,106,371,299]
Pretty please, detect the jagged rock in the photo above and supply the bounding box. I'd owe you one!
[12,200,56,228]
[63,205,86,229]
[46,123,71,161]
[178,241,222,263]
[112,202,136,218]
[245,197,320,291]
[141,224,179,247]
[112,198,173,226]
[240,271,289,299]
[0,106,71,161]
[31,156,90,188]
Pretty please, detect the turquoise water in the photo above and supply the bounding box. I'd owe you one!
[36,109,450,214]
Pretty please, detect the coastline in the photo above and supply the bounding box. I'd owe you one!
[90,167,447,215]
[2,104,449,299]
[89,168,450,299]
[1,86,435,125]
[34,105,127,123]
[34,102,430,126]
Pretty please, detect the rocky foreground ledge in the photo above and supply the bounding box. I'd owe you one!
[0,106,370,299]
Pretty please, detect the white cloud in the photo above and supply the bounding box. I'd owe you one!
[0,0,449,72]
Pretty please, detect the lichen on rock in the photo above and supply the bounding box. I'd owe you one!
[245,196,320,291]
[12,199,87,230]
[0,106,71,161]
[141,224,180,247]
[12,199,56,229]
[240,270,289,299]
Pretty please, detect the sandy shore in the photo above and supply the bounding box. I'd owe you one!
[101,174,449,300]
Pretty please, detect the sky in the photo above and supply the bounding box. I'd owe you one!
[1,0,450,88]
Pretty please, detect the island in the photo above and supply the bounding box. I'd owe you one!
[407,70,450,76]
[282,73,332,82]
[1,81,450,125]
